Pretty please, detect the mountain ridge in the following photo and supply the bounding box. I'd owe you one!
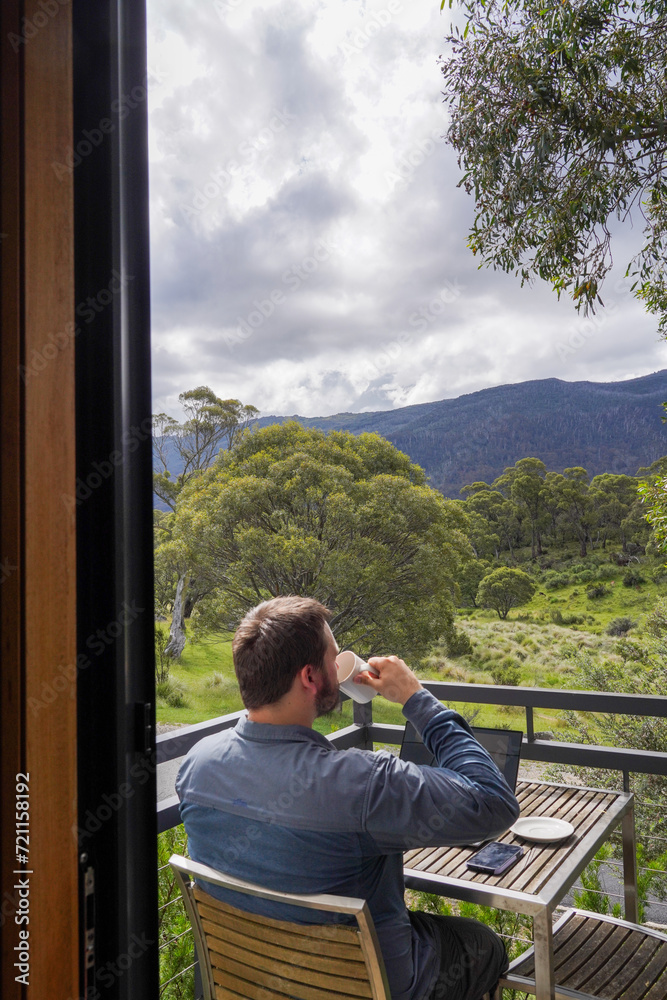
[255,370,667,495]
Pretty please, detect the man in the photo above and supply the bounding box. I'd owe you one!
[176,596,520,1000]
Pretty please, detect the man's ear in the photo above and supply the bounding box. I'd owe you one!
[299,663,318,695]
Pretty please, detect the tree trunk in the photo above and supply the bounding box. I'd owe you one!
[165,573,187,659]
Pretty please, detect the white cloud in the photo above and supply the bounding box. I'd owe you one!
[147,0,667,420]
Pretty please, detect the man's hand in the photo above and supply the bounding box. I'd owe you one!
[354,655,422,706]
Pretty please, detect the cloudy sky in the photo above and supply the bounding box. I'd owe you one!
[146,0,667,420]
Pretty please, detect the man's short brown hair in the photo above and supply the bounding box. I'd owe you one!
[232,596,332,710]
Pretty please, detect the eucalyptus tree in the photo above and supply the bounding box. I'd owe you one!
[441,0,667,331]
[493,458,548,559]
[153,386,258,657]
[544,467,593,557]
[461,483,521,560]
[172,423,472,660]
[589,473,641,550]
[476,566,537,620]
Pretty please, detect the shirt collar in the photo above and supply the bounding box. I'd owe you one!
[235,714,333,748]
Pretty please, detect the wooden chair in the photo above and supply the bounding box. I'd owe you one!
[168,854,392,1000]
[499,908,667,1000]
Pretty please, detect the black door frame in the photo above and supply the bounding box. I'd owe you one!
[74,1,158,997]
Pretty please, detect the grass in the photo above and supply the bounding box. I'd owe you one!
[155,618,643,737]
[480,545,666,634]
[155,547,666,734]
[155,620,614,738]
[155,631,240,724]
[419,618,627,733]
[155,627,408,735]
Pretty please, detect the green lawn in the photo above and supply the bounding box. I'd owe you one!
[157,629,410,735]
[156,631,240,724]
[155,623,590,739]
[156,549,666,737]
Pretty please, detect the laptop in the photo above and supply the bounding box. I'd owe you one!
[399,722,523,846]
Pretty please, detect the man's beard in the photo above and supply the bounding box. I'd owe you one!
[314,667,339,717]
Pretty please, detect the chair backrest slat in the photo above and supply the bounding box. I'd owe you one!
[204,929,374,993]
[201,917,371,976]
[194,886,361,943]
[198,908,364,961]
[169,854,392,1000]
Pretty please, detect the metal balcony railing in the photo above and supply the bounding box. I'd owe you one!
[156,681,667,997]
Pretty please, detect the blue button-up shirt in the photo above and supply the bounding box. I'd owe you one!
[176,689,520,1000]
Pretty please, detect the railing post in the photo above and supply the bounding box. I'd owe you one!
[526,705,535,742]
[622,801,638,922]
[194,954,203,1000]
[353,700,374,750]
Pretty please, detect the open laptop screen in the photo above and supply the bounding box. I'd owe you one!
[400,721,523,792]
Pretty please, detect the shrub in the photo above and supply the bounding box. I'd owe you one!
[477,567,537,620]
[205,671,227,688]
[155,625,170,684]
[550,610,585,626]
[158,826,195,998]
[442,622,473,658]
[544,572,571,590]
[623,568,646,587]
[553,601,667,868]
[586,584,609,599]
[615,638,646,663]
[490,660,521,686]
[606,617,636,637]
[157,678,189,708]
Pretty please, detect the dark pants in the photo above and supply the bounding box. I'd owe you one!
[411,912,509,1000]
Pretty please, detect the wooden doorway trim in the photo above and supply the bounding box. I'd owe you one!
[1,1,79,999]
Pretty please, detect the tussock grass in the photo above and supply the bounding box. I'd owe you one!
[156,542,662,735]
[154,630,408,735]
[419,619,625,732]
[156,634,240,724]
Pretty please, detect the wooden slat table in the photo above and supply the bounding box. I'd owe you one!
[404,781,637,1000]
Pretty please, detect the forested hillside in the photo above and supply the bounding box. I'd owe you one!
[256,371,667,496]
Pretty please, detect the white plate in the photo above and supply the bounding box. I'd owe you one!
[510,817,574,843]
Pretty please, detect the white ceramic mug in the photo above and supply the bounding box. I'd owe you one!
[336,650,378,704]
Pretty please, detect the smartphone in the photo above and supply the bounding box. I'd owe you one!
[466,842,523,875]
